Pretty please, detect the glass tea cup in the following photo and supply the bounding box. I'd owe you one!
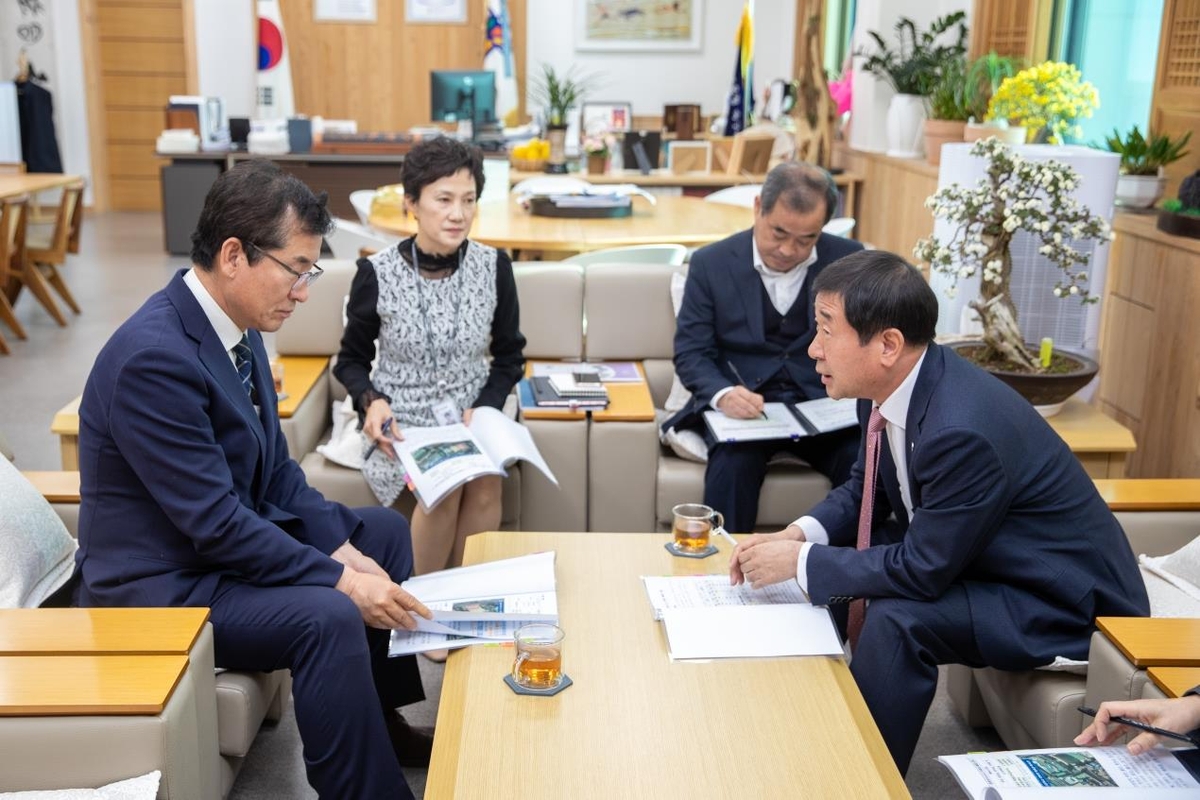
[511,623,565,690]
[671,503,723,553]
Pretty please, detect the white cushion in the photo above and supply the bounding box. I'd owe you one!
[660,272,708,464]
[1140,536,1200,602]
[0,770,159,799]
[0,457,77,608]
[316,397,368,470]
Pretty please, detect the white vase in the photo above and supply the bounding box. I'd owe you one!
[1114,172,1167,208]
[885,94,927,159]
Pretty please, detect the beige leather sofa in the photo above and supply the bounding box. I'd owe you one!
[1,488,289,799]
[947,479,1200,750]
[582,262,832,533]
[279,259,589,532]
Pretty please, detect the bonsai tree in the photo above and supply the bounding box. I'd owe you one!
[857,12,968,96]
[1102,126,1192,176]
[529,63,594,127]
[1158,170,1200,239]
[914,138,1113,372]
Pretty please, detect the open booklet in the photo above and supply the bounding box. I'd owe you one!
[393,406,557,511]
[938,745,1200,799]
[703,397,859,443]
[388,551,558,657]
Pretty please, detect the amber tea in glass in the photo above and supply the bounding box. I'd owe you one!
[671,503,723,553]
[512,623,565,690]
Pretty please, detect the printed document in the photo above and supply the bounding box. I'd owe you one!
[641,574,808,620]
[793,397,858,434]
[394,407,556,511]
[937,746,1200,799]
[703,402,807,442]
[388,551,559,656]
[661,604,844,660]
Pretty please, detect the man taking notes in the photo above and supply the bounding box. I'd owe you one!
[730,250,1148,774]
[73,161,433,798]
[664,161,863,533]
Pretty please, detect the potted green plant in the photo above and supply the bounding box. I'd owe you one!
[962,52,1021,142]
[857,11,968,158]
[1158,170,1200,239]
[914,138,1113,414]
[924,56,970,166]
[1102,126,1192,208]
[529,63,594,173]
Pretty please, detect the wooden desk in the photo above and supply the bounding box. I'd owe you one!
[0,173,84,199]
[50,357,327,468]
[1046,399,1137,479]
[371,196,753,256]
[0,654,188,716]
[1148,667,1200,699]
[1096,617,1200,668]
[1092,479,1200,511]
[428,531,909,799]
[521,362,655,422]
[0,607,210,656]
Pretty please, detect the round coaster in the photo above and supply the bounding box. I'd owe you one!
[664,541,719,559]
[503,673,573,696]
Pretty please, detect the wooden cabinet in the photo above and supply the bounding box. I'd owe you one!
[835,146,938,270]
[1097,213,1200,477]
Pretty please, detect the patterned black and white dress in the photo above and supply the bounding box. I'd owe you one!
[335,237,526,505]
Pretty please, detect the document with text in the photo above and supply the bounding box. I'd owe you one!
[641,574,808,620]
[661,604,844,660]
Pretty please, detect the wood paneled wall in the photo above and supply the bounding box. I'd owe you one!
[1151,0,1200,199]
[80,0,193,212]
[278,0,527,132]
[969,0,1052,62]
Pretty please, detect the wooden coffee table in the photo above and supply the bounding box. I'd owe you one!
[428,531,909,799]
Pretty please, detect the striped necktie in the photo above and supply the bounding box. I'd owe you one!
[847,407,888,651]
[233,333,255,401]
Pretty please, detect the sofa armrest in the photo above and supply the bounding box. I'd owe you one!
[24,470,80,537]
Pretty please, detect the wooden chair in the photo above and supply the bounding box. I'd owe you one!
[0,196,30,352]
[10,182,84,325]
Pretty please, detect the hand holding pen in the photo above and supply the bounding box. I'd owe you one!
[722,360,768,421]
[364,417,397,461]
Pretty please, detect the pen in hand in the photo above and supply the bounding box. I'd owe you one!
[363,417,394,460]
[725,360,768,421]
[1077,705,1200,746]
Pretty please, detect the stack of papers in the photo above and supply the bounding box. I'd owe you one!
[641,575,843,660]
[389,551,558,656]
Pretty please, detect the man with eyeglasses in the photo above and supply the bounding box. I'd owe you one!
[71,161,433,799]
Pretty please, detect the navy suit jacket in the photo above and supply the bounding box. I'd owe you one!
[75,270,354,609]
[805,344,1149,667]
[664,228,863,432]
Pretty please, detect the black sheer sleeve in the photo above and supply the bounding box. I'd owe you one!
[333,257,391,415]
[472,249,526,410]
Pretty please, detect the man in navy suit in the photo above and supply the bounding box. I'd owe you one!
[75,161,433,799]
[731,251,1149,775]
[664,162,863,532]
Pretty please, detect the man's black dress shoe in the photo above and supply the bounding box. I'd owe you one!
[386,711,435,768]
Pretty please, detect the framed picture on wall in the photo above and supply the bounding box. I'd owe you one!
[406,0,468,24]
[581,102,633,135]
[576,0,703,52]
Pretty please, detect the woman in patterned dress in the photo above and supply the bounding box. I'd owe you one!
[335,137,525,577]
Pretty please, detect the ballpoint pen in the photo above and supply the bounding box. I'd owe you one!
[1077,705,1200,747]
[725,360,768,420]
[714,525,738,551]
[363,417,394,460]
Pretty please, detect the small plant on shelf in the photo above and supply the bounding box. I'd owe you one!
[1102,126,1192,176]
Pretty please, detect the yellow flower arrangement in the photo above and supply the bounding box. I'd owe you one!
[987,61,1099,144]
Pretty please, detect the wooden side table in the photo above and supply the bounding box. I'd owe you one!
[1148,666,1200,699]
[1096,617,1200,667]
[1046,399,1137,479]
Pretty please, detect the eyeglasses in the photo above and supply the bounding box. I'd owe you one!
[247,241,324,290]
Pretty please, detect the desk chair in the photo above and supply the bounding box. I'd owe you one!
[9,182,84,326]
[704,184,762,209]
[563,244,687,267]
[326,217,397,261]
[0,196,29,353]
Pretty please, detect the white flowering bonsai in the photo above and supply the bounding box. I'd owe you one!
[914,137,1112,372]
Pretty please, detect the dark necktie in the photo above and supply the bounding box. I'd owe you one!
[233,333,255,401]
[847,407,887,651]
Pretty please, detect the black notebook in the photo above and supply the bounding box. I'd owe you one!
[529,376,609,408]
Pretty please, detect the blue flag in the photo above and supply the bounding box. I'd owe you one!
[723,3,755,136]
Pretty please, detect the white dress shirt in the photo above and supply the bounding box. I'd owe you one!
[184,267,245,369]
[792,348,928,592]
[710,240,820,410]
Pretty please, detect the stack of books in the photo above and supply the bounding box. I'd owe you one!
[526,373,610,409]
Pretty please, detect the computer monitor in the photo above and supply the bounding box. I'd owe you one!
[430,70,497,138]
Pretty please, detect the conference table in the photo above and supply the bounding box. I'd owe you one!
[428,530,909,799]
[369,195,753,257]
